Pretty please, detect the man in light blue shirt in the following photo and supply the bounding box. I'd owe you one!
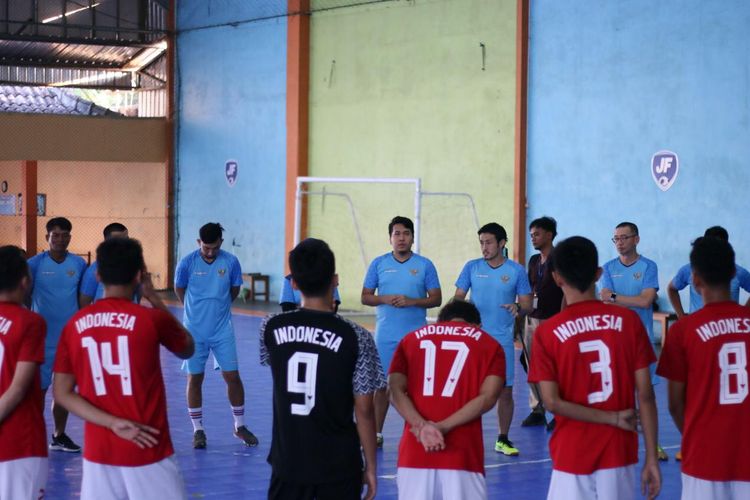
[599,222,659,345]
[599,221,667,461]
[361,216,442,447]
[455,222,532,456]
[175,222,258,449]
[79,222,140,306]
[668,226,750,317]
[28,217,87,453]
[279,273,341,312]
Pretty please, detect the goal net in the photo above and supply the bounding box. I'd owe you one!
[297,177,481,313]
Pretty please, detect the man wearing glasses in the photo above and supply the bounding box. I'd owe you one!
[599,223,659,338]
[599,222,667,461]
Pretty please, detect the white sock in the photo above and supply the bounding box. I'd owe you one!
[188,407,204,432]
[231,405,245,430]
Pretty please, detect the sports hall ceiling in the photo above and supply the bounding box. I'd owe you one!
[0,0,168,90]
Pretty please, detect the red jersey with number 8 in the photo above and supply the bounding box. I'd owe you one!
[657,301,750,481]
[389,321,505,474]
[528,300,656,474]
[54,298,190,466]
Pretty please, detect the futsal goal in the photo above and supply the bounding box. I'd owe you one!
[294,176,482,312]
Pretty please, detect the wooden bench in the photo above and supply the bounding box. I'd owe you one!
[241,273,270,302]
[654,311,678,346]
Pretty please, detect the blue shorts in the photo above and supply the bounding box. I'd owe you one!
[375,338,400,375]
[182,330,239,374]
[499,341,515,387]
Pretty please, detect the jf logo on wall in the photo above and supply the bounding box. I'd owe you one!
[225,160,238,187]
[651,150,679,191]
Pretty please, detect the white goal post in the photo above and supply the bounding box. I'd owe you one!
[294,176,423,252]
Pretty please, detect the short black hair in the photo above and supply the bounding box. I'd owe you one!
[690,236,735,287]
[199,222,224,244]
[703,226,729,242]
[550,236,599,293]
[615,221,639,236]
[103,222,128,239]
[529,216,557,237]
[96,238,145,285]
[289,238,335,297]
[437,299,482,325]
[0,246,28,292]
[388,216,414,236]
[477,222,507,243]
[46,217,72,233]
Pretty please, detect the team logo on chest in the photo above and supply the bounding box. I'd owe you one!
[410,269,419,276]
[218,268,226,277]
[501,275,510,283]
[633,272,642,280]
[66,269,76,277]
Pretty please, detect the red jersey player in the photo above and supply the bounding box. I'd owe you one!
[0,246,47,499]
[528,236,661,499]
[389,299,504,500]
[53,237,194,500]
[657,236,750,499]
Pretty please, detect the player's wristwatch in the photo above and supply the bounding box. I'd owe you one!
[610,293,617,303]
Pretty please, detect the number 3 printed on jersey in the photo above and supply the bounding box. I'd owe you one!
[82,336,132,396]
[579,340,613,404]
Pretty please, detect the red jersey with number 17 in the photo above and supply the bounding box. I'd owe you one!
[389,321,505,474]
[657,301,750,481]
[0,302,47,461]
[54,298,190,466]
[528,300,656,474]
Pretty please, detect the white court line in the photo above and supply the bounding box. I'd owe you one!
[485,458,552,469]
[379,444,682,479]
[379,458,553,480]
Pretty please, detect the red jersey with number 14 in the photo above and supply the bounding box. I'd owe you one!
[528,300,656,474]
[54,298,190,466]
[657,301,750,481]
[0,302,47,461]
[389,321,505,474]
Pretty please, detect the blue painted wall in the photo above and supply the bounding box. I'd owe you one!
[176,3,287,296]
[527,0,750,315]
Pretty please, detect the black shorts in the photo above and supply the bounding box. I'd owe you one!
[268,471,362,500]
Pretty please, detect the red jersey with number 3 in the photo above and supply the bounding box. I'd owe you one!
[528,300,656,474]
[657,301,750,481]
[0,302,47,461]
[389,321,505,474]
[54,298,189,466]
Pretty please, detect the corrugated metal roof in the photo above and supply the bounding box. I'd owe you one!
[0,85,122,115]
[0,39,139,68]
[0,0,167,89]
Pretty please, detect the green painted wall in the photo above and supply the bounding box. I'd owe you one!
[308,0,517,311]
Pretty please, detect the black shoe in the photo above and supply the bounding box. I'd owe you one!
[193,430,207,449]
[521,410,546,427]
[546,417,556,431]
[49,432,81,453]
[234,426,259,447]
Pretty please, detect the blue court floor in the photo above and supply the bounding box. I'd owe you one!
[45,308,685,499]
